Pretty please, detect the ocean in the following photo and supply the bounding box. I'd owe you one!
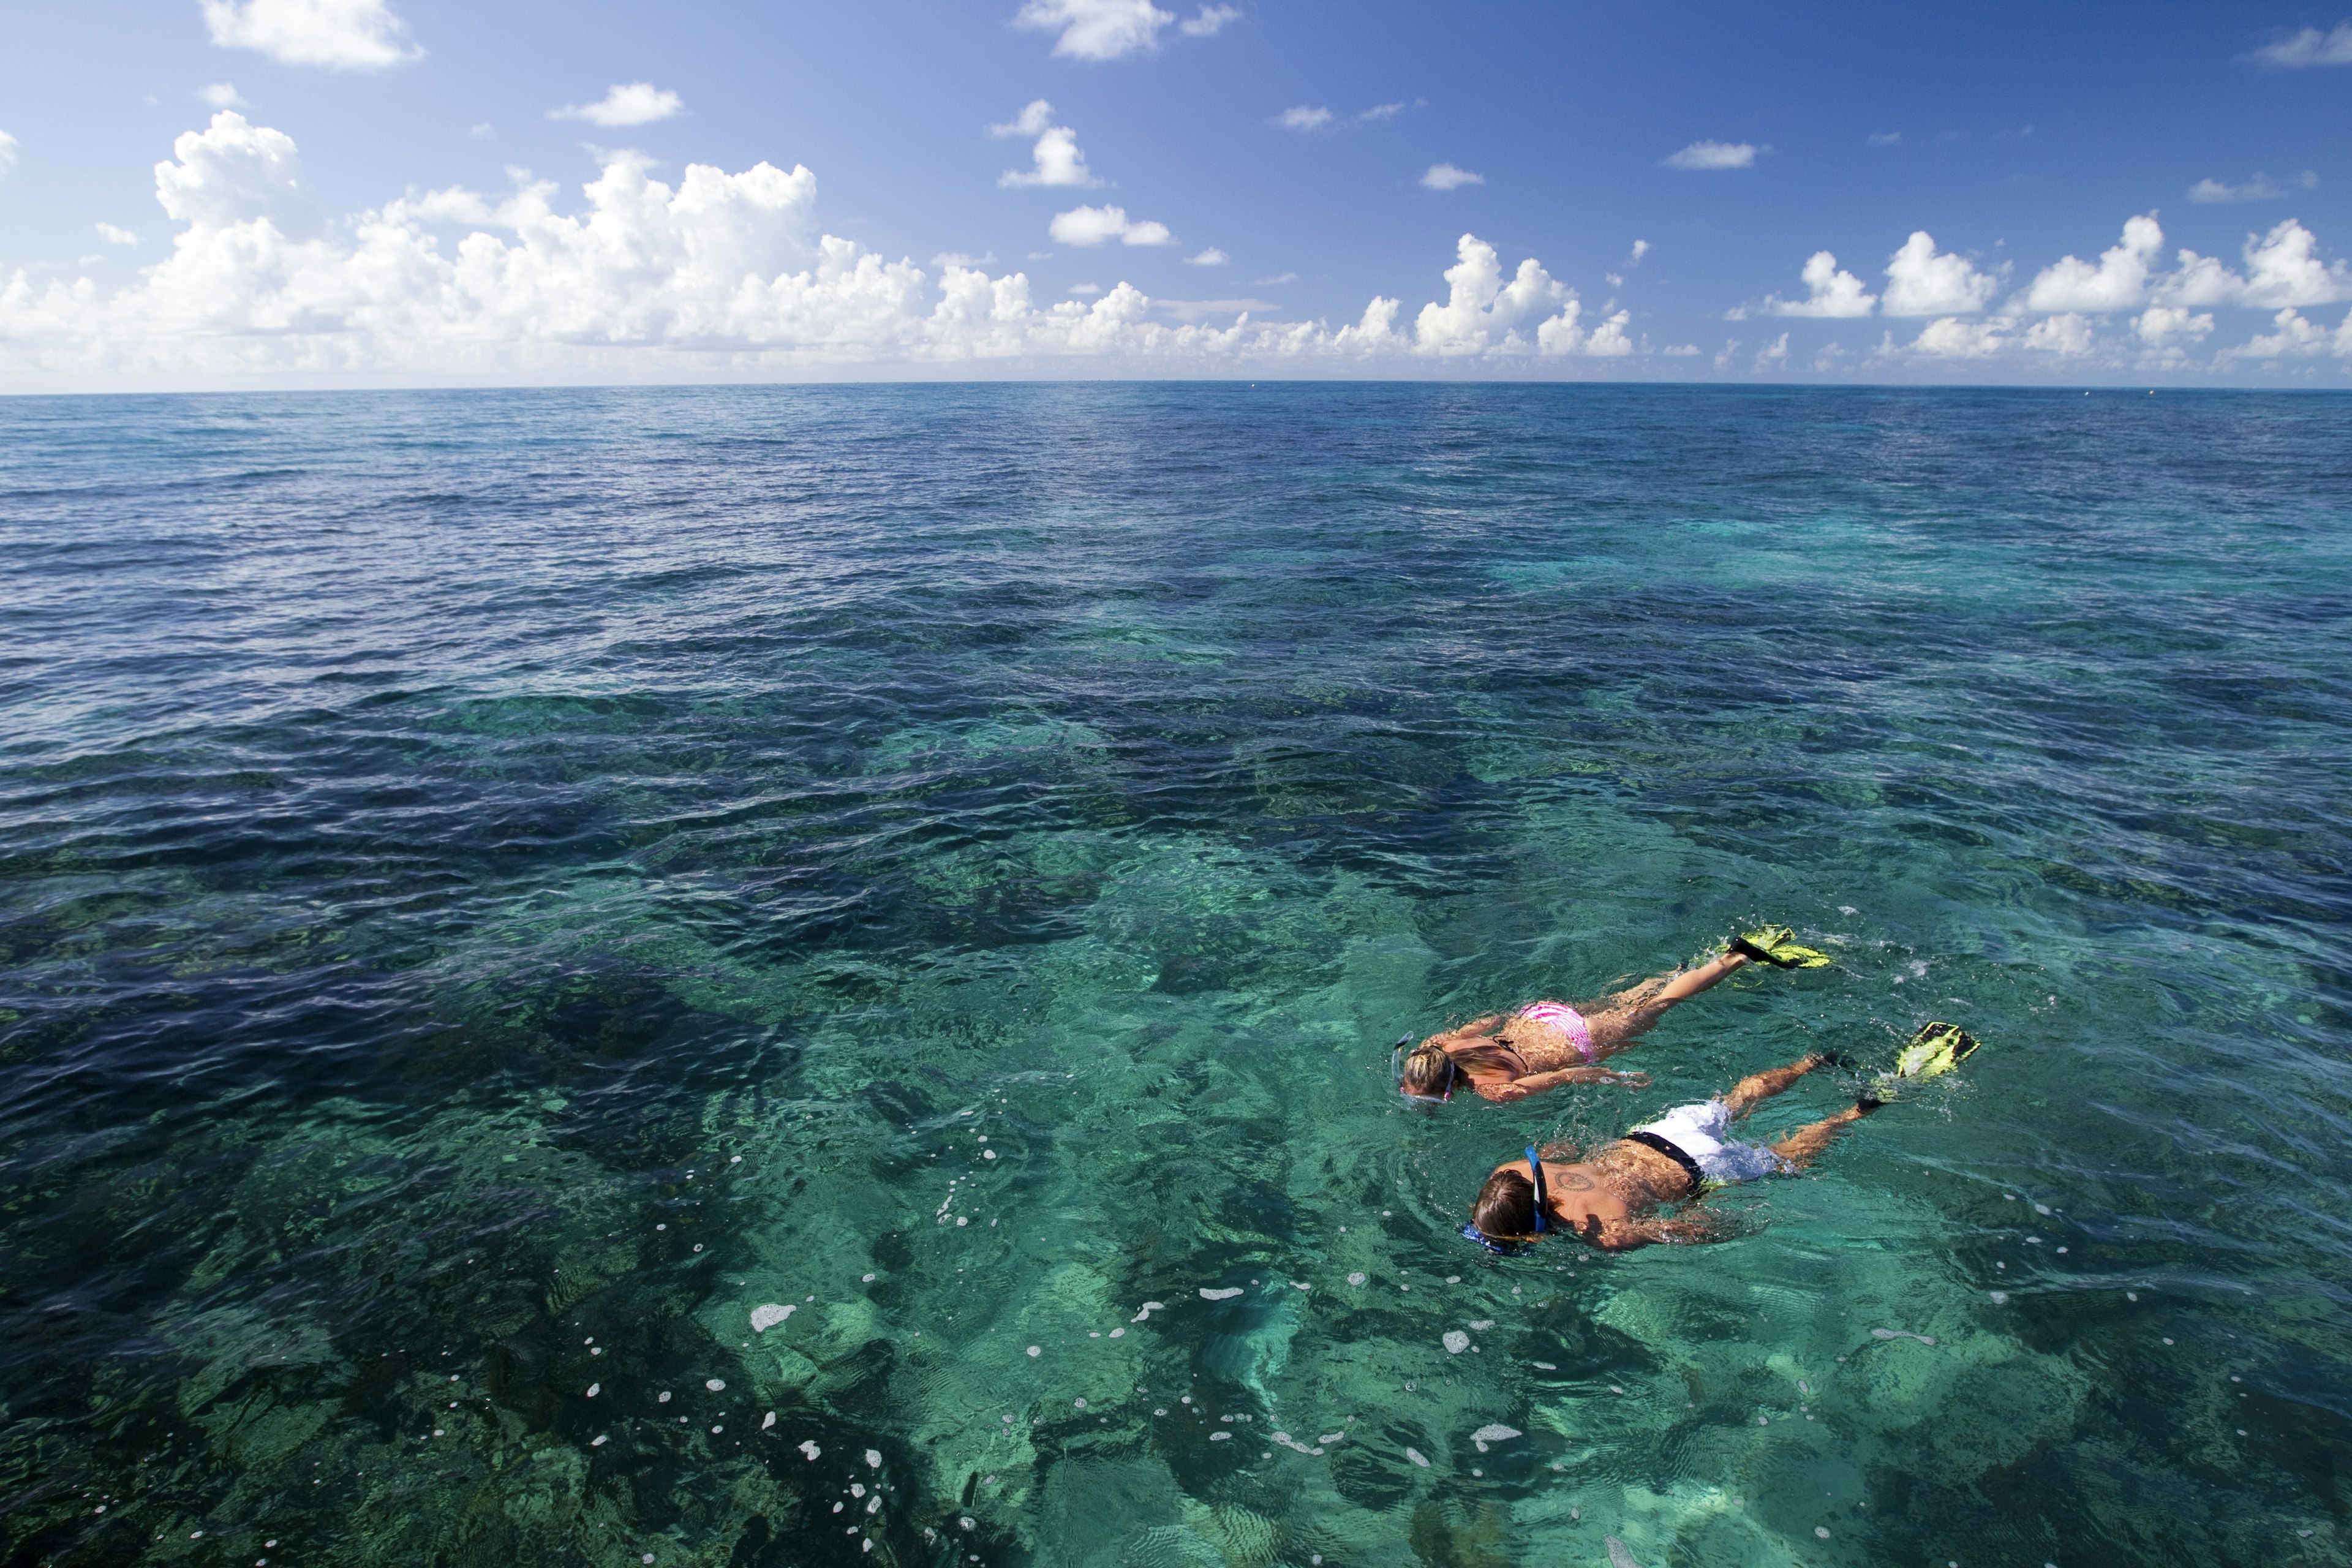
[2,383,2348,1567]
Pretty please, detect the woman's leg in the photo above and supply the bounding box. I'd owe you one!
[1723,1050,1833,1116]
[1768,1102,1876,1169]
[1584,950,1754,1057]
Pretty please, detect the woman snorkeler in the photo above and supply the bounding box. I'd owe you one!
[1395,925,1830,1108]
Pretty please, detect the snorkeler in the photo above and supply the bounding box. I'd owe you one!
[1396,925,1831,1108]
[1463,1023,1980,1253]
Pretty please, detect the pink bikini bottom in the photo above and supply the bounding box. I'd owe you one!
[1517,1001,1595,1061]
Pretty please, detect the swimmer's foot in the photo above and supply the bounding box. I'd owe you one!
[1730,925,1835,970]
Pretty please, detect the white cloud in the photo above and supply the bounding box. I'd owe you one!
[1882,231,1999,316]
[1867,130,1902,146]
[1910,317,2010,356]
[2022,312,2093,354]
[1276,105,1335,132]
[1178,4,1240,36]
[96,222,139,245]
[1404,233,1608,357]
[2221,307,2351,359]
[154,111,317,234]
[1000,124,1099,188]
[0,132,15,181]
[1626,239,1650,267]
[1662,342,1700,356]
[1420,163,1482,190]
[2134,305,2212,347]
[2162,219,2352,308]
[201,83,249,109]
[1360,102,1406,122]
[200,0,419,69]
[2247,21,2352,67]
[1767,250,1876,317]
[1154,296,1278,322]
[553,84,684,129]
[1015,0,1174,61]
[1049,204,1173,246]
[990,100,1055,140]
[1757,332,1789,367]
[2022,213,2162,312]
[2190,170,2317,203]
[1664,140,1758,171]
[469,123,494,141]
[1185,247,1227,266]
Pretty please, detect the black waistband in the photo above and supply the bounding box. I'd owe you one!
[1624,1130,1704,1197]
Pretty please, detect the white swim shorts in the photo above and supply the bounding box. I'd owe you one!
[1627,1098,1791,1187]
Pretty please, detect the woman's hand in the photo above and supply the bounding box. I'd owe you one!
[1585,1067,1649,1089]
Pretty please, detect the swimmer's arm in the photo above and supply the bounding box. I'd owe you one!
[1618,1213,1725,1247]
[1477,1066,1651,1101]
[1432,1013,1508,1044]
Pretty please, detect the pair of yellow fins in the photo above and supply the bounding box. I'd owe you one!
[1732,925,1985,1089]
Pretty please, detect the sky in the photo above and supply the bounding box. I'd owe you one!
[1,0,2349,388]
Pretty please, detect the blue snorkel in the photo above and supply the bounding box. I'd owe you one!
[1525,1145,1550,1234]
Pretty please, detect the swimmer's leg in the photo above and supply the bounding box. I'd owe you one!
[1768,1101,1877,1170]
[1585,950,1754,1056]
[1723,1051,1836,1118]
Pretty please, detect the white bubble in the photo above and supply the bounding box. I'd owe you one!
[752,1303,794,1333]
[592,1435,608,1447]
[1442,1331,1470,1355]
[762,1412,777,1430]
[658,1392,672,1403]
[864,1273,877,1283]
[586,1384,600,1398]
[866,1449,881,1468]
[1348,1273,1367,1287]
[1199,1287,1243,1301]
[1405,1447,1429,1468]
[1027,1346,1041,1357]
[1990,1292,2008,1305]
[1816,1527,1831,1539]
[1109,1327,1125,1338]
[706,1379,726,1392]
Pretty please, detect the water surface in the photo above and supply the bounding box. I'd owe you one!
[2,383,2348,1567]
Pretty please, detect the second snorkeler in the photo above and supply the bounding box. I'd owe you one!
[1396,925,1831,1109]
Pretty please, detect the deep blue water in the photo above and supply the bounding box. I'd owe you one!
[2,383,2349,1568]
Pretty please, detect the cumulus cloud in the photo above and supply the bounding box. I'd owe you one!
[1766,251,1876,317]
[1910,317,2010,357]
[1360,102,1407,122]
[1185,247,1227,266]
[1178,4,1240,36]
[2022,213,2162,312]
[201,83,250,109]
[0,132,15,181]
[1420,163,1482,190]
[1664,140,1758,171]
[553,84,684,129]
[2022,312,2092,354]
[2222,307,2352,359]
[1014,0,1174,61]
[1049,204,1173,246]
[2135,305,2212,347]
[1276,105,1335,132]
[2,119,1668,380]
[200,0,419,69]
[96,222,139,245]
[993,104,1101,189]
[1882,231,1999,316]
[2162,219,2352,308]
[2190,170,2317,203]
[2247,21,2352,67]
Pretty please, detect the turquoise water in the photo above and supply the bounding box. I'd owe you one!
[2,384,2348,1568]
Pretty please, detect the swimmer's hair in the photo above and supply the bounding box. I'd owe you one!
[1472,1168,1539,1242]
[1400,1044,1453,1098]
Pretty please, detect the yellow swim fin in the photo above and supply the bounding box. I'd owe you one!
[1889,1021,1981,1082]
[1731,924,1835,970]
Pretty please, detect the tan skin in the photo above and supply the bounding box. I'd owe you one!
[1415,948,1757,1103]
[1484,1052,1875,1251]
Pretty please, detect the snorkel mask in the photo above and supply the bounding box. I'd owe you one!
[1393,1035,1456,1112]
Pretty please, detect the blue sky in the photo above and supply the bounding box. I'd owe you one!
[2,0,2348,386]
